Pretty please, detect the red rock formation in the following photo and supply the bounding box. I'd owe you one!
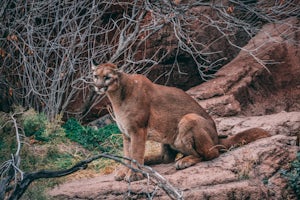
[187,17,300,117]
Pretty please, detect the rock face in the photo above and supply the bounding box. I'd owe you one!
[187,17,300,117]
[216,111,300,138]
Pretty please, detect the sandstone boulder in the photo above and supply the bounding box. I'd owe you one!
[216,111,300,138]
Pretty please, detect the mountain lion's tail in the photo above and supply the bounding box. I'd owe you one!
[218,128,271,151]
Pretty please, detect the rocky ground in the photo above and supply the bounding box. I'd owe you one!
[48,112,300,200]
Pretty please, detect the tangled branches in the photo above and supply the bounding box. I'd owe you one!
[0,0,299,120]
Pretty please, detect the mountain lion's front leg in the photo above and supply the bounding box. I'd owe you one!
[124,128,147,182]
[114,135,130,181]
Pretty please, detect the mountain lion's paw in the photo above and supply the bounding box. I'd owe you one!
[114,166,129,181]
[124,170,144,182]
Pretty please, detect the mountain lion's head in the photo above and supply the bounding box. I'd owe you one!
[92,63,120,94]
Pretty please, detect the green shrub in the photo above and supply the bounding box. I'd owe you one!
[45,113,65,139]
[282,151,300,198]
[22,109,65,141]
[22,109,48,141]
[63,118,122,153]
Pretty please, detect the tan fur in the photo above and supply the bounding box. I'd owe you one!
[92,63,271,182]
[219,128,270,150]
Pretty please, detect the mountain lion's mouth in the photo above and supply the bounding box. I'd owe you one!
[94,85,108,94]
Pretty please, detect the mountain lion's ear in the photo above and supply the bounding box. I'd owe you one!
[91,60,98,71]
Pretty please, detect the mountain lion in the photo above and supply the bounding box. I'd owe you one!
[92,62,270,182]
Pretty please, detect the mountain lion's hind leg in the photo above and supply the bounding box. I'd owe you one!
[174,113,219,169]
